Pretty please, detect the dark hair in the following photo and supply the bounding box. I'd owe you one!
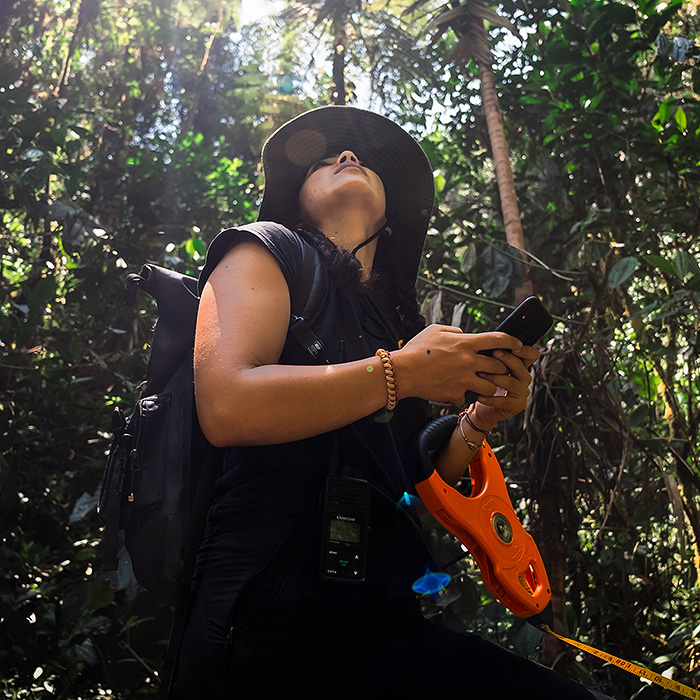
[294,222,425,342]
[295,222,373,292]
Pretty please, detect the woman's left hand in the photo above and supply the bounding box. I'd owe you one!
[434,344,541,485]
[470,345,540,430]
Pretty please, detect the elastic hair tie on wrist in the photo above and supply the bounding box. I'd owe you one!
[458,412,482,451]
[375,349,398,410]
[459,408,492,436]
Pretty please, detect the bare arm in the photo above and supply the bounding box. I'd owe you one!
[195,239,537,480]
[194,239,393,446]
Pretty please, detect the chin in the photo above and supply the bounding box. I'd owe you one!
[304,192,385,228]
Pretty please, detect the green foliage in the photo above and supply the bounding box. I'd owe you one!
[0,0,299,695]
[405,0,700,694]
[2,0,700,697]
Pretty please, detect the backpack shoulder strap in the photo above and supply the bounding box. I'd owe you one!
[271,224,327,363]
[208,221,328,363]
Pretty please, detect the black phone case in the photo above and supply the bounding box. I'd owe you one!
[488,296,553,351]
[463,297,553,405]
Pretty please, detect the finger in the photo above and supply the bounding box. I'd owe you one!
[511,345,540,363]
[435,324,464,334]
[488,347,539,370]
[477,389,528,412]
[482,375,523,399]
[468,332,524,352]
[469,376,499,397]
[475,355,512,375]
[476,393,517,410]
[492,350,530,379]
[482,364,532,396]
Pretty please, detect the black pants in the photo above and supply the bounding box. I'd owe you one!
[174,606,614,699]
[170,510,614,700]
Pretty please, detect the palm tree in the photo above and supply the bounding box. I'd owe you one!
[408,0,533,302]
[285,0,358,104]
[281,0,432,106]
[407,2,565,659]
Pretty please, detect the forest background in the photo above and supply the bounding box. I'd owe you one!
[2,0,700,697]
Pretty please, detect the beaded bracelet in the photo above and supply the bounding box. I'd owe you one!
[375,349,398,410]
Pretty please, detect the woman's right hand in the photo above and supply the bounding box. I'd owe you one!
[392,324,524,406]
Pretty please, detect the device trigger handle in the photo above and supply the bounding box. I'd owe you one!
[417,415,459,479]
[414,442,553,620]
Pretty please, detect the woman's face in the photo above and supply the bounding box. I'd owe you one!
[298,150,386,232]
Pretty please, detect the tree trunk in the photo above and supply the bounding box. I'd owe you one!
[181,9,221,135]
[331,19,347,105]
[537,467,570,667]
[476,28,533,302]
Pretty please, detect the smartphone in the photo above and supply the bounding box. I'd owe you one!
[483,296,553,355]
[463,296,553,405]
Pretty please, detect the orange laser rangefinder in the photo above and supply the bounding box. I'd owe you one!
[415,415,551,621]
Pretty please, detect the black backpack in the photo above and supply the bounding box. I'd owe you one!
[97,223,326,604]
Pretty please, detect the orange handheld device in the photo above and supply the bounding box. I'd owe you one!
[415,415,552,622]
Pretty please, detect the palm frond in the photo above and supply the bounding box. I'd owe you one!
[449,27,492,64]
[402,0,432,17]
[467,3,517,37]
[417,0,519,43]
[425,6,469,34]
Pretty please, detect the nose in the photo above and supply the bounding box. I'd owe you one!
[337,150,359,164]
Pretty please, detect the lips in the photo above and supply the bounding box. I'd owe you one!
[334,160,367,177]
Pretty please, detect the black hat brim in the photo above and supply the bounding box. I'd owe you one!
[258,106,434,289]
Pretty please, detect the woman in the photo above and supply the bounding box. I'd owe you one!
[171,106,611,699]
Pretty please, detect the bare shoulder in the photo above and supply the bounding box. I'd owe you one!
[205,236,288,297]
[196,236,291,372]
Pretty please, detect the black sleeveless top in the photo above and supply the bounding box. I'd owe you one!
[197,224,437,604]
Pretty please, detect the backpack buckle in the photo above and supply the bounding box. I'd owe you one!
[124,274,142,306]
[289,315,326,363]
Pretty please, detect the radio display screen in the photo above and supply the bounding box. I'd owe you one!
[330,518,360,543]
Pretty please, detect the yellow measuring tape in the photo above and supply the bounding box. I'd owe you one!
[540,625,700,699]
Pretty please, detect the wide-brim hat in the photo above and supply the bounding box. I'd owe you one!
[258,105,435,289]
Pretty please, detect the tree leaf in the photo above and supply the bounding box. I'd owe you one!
[685,252,700,276]
[68,491,100,525]
[460,242,477,276]
[674,250,689,278]
[480,246,513,297]
[86,577,115,612]
[609,256,638,288]
[642,254,679,278]
[513,619,544,656]
[653,98,673,125]
[420,290,444,324]
[675,106,687,132]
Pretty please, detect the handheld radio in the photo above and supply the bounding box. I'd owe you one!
[319,475,370,583]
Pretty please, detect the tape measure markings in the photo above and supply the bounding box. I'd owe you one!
[541,626,700,700]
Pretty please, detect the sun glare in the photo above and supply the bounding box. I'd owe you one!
[240,0,283,25]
